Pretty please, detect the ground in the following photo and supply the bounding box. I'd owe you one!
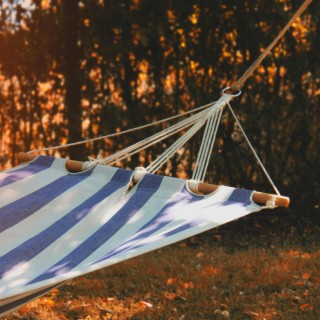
[3,209,320,320]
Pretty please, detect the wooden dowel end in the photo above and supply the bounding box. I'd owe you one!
[18,152,84,172]
[17,152,290,208]
[196,182,290,208]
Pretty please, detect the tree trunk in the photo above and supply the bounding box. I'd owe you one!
[62,0,83,160]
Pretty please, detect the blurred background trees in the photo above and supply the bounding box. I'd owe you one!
[0,0,319,219]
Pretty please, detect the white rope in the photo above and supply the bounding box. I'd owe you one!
[27,101,216,154]
[202,111,222,181]
[90,106,211,165]
[145,92,233,175]
[226,102,281,196]
[192,110,221,181]
[145,95,230,174]
[147,118,207,173]
[106,113,204,166]
[195,109,223,182]
[192,93,232,181]
[192,112,217,181]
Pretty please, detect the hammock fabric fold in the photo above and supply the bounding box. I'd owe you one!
[0,155,263,316]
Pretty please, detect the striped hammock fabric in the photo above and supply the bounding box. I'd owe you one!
[0,156,264,316]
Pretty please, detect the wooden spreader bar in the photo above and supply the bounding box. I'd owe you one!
[18,152,290,208]
[196,183,289,208]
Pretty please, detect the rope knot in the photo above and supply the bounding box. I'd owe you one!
[133,167,148,182]
[82,150,105,170]
[266,196,278,209]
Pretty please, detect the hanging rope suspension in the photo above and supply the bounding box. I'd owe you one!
[192,89,241,182]
[17,0,312,208]
[232,0,312,91]
[226,102,281,196]
[26,0,312,157]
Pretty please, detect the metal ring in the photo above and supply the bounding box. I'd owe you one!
[222,87,242,97]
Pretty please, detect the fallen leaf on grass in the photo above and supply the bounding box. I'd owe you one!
[165,292,179,300]
[139,300,153,308]
[102,297,115,302]
[178,296,187,301]
[213,234,222,241]
[294,281,305,287]
[10,312,24,319]
[245,310,259,317]
[292,296,301,303]
[202,265,221,276]
[196,252,204,258]
[300,303,314,311]
[214,309,230,319]
[302,273,311,280]
[303,290,309,297]
[167,278,177,285]
[289,250,300,257]
[39,297,55,307]
[18,305,30,315]
[184,281,194,289]
[98,307,115,314]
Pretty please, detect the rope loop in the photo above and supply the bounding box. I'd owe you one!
[222,87,242,97]
[188,180,200,194]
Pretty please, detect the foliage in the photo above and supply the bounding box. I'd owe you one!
[0,0,319,218]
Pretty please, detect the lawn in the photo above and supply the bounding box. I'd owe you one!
[3,210,319,320]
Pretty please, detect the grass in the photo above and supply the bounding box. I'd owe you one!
[3,210,320,320]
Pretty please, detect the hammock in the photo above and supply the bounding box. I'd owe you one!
[0,0,311,316]
[0,99,289,318]
[0,155,266,316]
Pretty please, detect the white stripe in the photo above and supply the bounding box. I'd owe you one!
[0,158,66,208]
[0,175,183,300]
[77,175,186,268]
[0,167,132,299]
[0,164,121,256]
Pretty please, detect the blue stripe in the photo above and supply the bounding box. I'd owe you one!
[0,169,92,233]
[222,188,252,206]
[162,221,199,238]
[101,221,202,257]
[28,174,164,284]
[94,187,202,263]
[145,189,253,245]
[153,190,254,243]
[0,169,132,279]
[97,188,254,259]
[0,156,55,189]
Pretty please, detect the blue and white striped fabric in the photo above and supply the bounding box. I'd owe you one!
[0,156,263,316]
